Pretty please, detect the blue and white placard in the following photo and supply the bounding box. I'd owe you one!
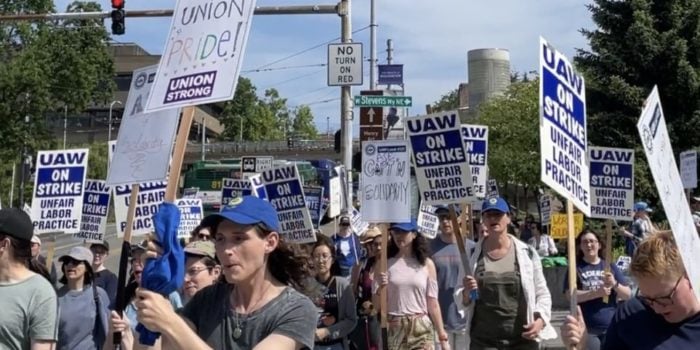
[113,182,167,237]
[221,178,252,208]
[304,186,324,229]
[31,149,89,234]
[461,124,489,197]
[407,111,474,205]
[260,165,316,244]
[589,147,634,221]
[539,37,590,216]
[416,203,439,239]
[75,179,111,242]
[176,198,204,239]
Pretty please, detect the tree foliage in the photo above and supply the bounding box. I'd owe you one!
[291,105,318,139]
[430,88,459,112]
[576,0,700,205]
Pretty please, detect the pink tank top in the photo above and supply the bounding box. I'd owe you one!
[385,257,438,316]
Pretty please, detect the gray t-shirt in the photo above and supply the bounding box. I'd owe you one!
[180,283,317,349]
[0,274,58,350]
[56,284,110,350]
[430,236,474,332]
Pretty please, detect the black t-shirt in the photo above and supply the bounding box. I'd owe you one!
[94,269,118,309]
[604,297,700,350]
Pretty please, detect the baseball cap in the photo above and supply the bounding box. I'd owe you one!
[339,215,351,226]
[361,226,382,243]
[184,240,216,260]
[482,196,510,214]
[31,235,41,245]
[390,219,418,232]
[59,246,94,265]
[434,205,450,215]
[90,240,110,251]
[634,202,653,213]
[0,208,34,242]
[201,196,280,232]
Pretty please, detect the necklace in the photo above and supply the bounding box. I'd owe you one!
[231,283,274,339]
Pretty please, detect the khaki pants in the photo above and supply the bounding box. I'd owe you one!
[387,315,435,350]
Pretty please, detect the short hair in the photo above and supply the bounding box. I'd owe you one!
[630,231,685,280]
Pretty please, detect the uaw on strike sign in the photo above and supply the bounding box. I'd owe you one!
[539,37,590,216]
[588,147,634,221]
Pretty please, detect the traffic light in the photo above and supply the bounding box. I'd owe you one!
[111,0,125,9]
[111,0,125,35]
[334,130,341,153]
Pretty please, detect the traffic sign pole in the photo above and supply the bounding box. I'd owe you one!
[339,0,354,211]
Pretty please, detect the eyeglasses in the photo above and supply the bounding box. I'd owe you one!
[185,267,210,277]
[198,234,211,240]
[581,239,599,245]
[637,276,683,308]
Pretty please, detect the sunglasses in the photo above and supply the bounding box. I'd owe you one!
[637,276,683,308]
[198,233,211,240]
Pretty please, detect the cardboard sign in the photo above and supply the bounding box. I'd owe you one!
[638,86,700,301]
[589,147,635,221]
[550,213,584,239]
[113,182,167,237]
[304,186,324,229]
[31,149,89,234]
[417,203,440,239]
[680,150,697,189]
[259,165,316,243]
[360,140,411,222]
[407,111,474,205]
[176,198,203,239]
[539,37,591,216]
[221,178,252,208]
[74,180,111,242]
[146,0,257,112]
[461,124,489,197]
[107,65,180,186]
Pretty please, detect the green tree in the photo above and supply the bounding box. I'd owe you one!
[576,0,700,205]
[430,88,459,112]
[291,105,318,139]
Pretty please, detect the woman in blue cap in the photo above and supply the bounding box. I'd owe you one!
[373,219,450,350]
[132,196,317,350]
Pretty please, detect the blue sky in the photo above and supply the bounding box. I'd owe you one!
[55,0,594,135]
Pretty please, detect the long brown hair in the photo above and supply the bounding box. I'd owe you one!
[387,230,429,266]
[576,229,605,262]
[0,234,52,282]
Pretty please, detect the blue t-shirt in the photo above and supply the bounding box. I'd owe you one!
[563,259,628,333]
[332,233,361,269]
[430,237,467,332]
[603,297,700,350]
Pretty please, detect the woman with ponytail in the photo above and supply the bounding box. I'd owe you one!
[0,208,58,350]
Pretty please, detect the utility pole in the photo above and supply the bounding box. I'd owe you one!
[369,0,377,90]
[326,116,330,139]
[201,119,206,161]
[19,115,29,208]
[63,106,68,149]
[339,0,354,211]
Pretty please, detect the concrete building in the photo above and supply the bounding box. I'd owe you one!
[467,48,511,117]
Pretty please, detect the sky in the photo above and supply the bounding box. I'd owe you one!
[54,0,595,136]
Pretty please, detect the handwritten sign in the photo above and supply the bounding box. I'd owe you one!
[74,180,111,242]
[461,124,489,197]
[550,213,584,239]
[304,186,324,229]
[107,65,180,186]
[360,140,411,222]
[407,111,474,205]
[146,0,257,112]
[589,147,634,221]
[258,165,316,243]
[176,198,203,239]
[31,149,89,234]
[416,203,439,239]
[113,182,167,237]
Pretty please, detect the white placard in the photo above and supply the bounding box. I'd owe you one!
[350,207,369,236]
[461,124,489,197]
[680,150,697,189]
[327,43,363,86]
[588,147,635,221]
[260,165,316,244]
[31,149,89,234]
[113,182,167,237]
[107,65,180,186]
[539,37,591,216]
[360,140,411,222]
[417,203,439,239]
[328,176,343,218]
[176,198,203,239]
[638,86,700,301]
[406,110,474,205]
[145,0,257,112]
[74,180,111,242]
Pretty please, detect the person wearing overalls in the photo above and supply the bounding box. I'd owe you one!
[454,197,557,349]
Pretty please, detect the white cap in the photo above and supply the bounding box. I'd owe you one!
[30,235,41,245]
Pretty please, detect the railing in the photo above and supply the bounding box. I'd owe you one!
[184,140,360,156]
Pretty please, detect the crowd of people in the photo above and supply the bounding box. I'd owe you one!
[1,193,699,350]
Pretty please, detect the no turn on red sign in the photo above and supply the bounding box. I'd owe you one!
[327,43,363,86]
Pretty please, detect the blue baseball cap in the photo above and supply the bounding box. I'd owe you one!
[481,196,510,213]
[634,201,653,213]
[390,219,418,232]
[201,196,280,232]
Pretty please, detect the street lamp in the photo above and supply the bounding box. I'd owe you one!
[108,100,122,141]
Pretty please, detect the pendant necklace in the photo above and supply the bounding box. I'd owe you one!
[231,283,273,340]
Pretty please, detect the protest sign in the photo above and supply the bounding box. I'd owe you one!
[550,213,584,239]
[461,124,489,197]
[113,182,167,237]
[248,174,267,199]
[304,186,324,229]
[176,198,203,239]
[486,178,499,199]
[588,147,634,221]
[107,65,180,186]
[328,175,343,218]
[182,187,199,198]
[407,111,474,205]
[74,180,111,242]
[146,0,257,112]
[540,195,552,226]
[680,150,697,189]
[350,207,369,236]
[221,178,252,207]
[638,86,700,300]
[360,140,411,222]
[416,203,439,239]
[539,37,591,216]
[31,149,89,234]
[260,165,316,243]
